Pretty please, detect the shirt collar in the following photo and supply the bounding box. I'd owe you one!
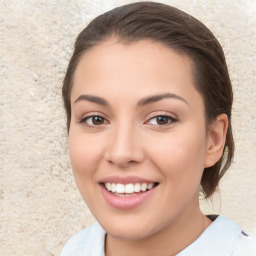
[85,215,241,256]
[177,215,241,256]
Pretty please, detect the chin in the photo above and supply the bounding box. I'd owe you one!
[100,215,160,241]
[108,227,152,241]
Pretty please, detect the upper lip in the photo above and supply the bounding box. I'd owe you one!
[99,175,158,185]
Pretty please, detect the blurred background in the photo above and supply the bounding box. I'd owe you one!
[0,0,255,255]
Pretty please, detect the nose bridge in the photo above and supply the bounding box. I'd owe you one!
[105,118,144,167]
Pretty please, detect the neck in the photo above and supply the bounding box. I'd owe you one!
[105,206,212,256]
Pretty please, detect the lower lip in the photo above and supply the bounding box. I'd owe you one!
[100,185,157,210]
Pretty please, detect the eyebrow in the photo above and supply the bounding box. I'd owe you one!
[138,93,188,106]
[74,92,188,106]
[74,95,108,105]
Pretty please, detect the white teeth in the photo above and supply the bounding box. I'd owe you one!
[147,183,154,189]
[125,184,134,193]
[104,182,155,193]
[134,183,140,192]
[141,183,147,192]
[115,184,125,193]
[106,182,111,191]
[111,183,116,193]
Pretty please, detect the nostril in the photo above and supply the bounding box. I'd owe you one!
[105,154,141,168]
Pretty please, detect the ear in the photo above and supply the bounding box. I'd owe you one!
[204,114,229,168]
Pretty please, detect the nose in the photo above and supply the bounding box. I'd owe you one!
[104,123,145,168]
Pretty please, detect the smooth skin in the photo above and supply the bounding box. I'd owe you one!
[68,39,228,256]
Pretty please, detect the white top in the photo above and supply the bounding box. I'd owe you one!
[60,215,256,256]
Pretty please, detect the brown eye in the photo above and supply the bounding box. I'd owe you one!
[147,115,177,126]
[80,116,106,126]
[91,116,104,125]
[156,116,170,125]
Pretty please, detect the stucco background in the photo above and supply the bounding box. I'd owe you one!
[0,0,255,255]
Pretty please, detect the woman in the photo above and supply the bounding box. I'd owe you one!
[60,2,255,255]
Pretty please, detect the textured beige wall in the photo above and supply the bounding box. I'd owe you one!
[1,0,255,255]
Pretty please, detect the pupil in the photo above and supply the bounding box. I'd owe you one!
[93,116,104,125]
[157,116,169,125]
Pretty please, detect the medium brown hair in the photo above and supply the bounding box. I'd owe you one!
[62,1,234,198]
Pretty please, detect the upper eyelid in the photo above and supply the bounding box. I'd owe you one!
[80,111,109,120]
[144,111,178,120]
[146,115,177,124]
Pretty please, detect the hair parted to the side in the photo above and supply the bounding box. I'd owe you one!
[62,1,234,198]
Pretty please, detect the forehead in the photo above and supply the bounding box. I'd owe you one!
[71,39,200,105]
[75,38,193,77]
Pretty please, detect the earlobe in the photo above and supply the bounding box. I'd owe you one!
[204,114,228,168]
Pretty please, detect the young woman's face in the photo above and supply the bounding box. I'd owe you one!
[69,39,211,240]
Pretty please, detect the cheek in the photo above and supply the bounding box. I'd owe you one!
[147,127,207,185]
[68,130,106,210]
[68,129,104,184]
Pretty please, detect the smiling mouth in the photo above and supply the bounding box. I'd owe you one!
[101,182,159,196]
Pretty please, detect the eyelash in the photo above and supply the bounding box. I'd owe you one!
[79,114,178,128]
[79,115,109,128]
[145,115,178,126]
